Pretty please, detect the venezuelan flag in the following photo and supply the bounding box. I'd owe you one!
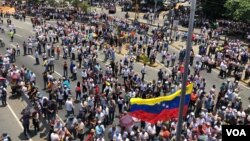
[129,83,193,124]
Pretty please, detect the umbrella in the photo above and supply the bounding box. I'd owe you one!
[119,114,134,128]
[0,77,6,80]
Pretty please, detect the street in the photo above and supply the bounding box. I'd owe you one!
[0,9,249,140]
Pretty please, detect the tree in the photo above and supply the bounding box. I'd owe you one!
[224,0,250,22]
[79,2,90,13]
[201,0,227,21]
[70,0,81,8]
[47,0,59,7]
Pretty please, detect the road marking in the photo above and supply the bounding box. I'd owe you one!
[15,34,23,37]
[28,55,62,78]
[27,55,66,123]
[7,103,33,141]
[55,71,62,77]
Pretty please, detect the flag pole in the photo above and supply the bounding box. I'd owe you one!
[176,0,196,141]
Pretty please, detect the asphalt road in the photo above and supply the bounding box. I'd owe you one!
[93,6,250,108]
[0,101,28,141]
[0,14,249,140]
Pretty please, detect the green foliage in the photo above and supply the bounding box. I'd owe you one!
[79,2,90,13]
[139,54,150,64]
[71,0,81,8]
[201,0,227,21]
[224,0,250,22]
[47,0,58,7]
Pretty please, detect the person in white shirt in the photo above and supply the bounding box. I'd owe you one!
[76,119,85,140]
[95,109,105,123]
[112,131,122,141]
[57,89,64,109]
[50,129,60,141]
[220,61,227,78]
[3,56,10,70]
[72,65,77,81]
[65,98,74,116]
[30,72,36,84]
[81,69,87,81]
[139,129,149,141]
[46,44,51,57]
[96,136,105,141]
[147,123,156,140]
[16,43,20,56]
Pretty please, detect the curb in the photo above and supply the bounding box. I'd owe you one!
[170,43,250,86]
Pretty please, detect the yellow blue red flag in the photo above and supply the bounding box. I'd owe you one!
[129,83,193,123]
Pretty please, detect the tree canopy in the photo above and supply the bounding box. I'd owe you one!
[201,0,227,21]
[224,0,250,22]
[201,0,250,22]
[79,2,90,13]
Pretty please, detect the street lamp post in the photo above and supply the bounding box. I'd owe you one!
[154,0,157,22]
[175,0,196,141]
[169,8,174,42]
[134,0,138,21]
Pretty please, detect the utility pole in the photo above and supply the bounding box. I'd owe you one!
[134,0,138,21]
[175,0,196,141]
[169,8,174,42]
[154,0,157,22]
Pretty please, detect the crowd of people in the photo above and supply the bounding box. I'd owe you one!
[0,1,250,141]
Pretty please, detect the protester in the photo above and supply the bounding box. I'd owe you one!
[0,2,250,141]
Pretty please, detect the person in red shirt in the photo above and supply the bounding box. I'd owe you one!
[85,129,95,141]
[95,84,100,95]
[75,81,81,101]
